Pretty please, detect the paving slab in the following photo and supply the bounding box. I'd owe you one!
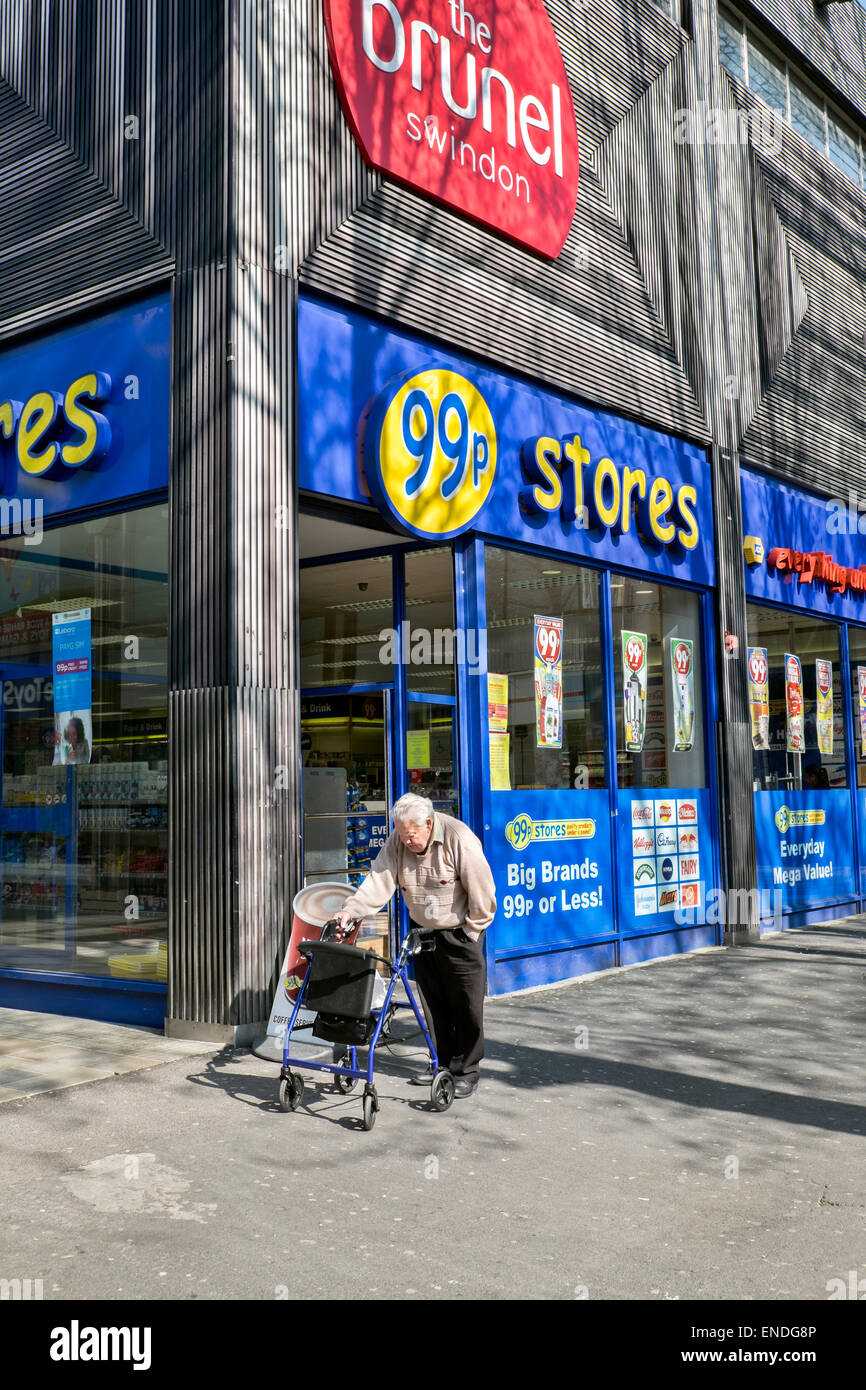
[0,1008,214,1103]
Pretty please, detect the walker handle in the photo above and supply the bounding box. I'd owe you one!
[321,917,357,943]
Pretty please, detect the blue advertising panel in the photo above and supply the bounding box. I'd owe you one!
[298,295,715,584]
[487,789,614,952]
[858,791,866,900]
[0,292,170,520]
[617,787,710,931]
[51,609,92,766]
[754,790,856,912]
[741,468,866,623]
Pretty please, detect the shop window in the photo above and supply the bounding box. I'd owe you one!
[299,556,393,688]
[404,547,456,697]
[846,628,866,789]
[406,702,458,816]
[0,506,168,981]
[612,579,706,790]
[746,605,846,790]
[485,548,605,790]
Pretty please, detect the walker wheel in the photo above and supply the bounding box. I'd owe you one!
[362,1086,378,1131]
[278,1073,304,1112]
[430,1070,455,1112]
[335,1054,358,1095]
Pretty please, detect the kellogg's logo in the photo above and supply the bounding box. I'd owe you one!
[324,0,580,259]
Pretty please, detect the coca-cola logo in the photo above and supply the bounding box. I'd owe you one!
[632,806,653,823]
[323,0,580,259]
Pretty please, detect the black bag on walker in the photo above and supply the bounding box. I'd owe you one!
[299,940,379,1046]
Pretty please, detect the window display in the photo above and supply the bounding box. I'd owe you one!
[485,548,604,789]
[747,605,847,790]
[0,505,168,981]
[612,579,706,789]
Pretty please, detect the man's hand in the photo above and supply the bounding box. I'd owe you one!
[332,908,354,932]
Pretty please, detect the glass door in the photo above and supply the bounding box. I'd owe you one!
[300,688,392,890]
[406,697,459,816]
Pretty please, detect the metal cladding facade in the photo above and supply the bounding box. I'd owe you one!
[3,0,866,1029]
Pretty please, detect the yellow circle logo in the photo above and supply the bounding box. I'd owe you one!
[365,369,497,539]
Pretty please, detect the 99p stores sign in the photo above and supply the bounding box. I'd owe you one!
[324,0,580,259]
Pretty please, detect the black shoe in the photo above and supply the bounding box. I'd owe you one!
[453,1078,478,1099]
[407,1067,435,1087]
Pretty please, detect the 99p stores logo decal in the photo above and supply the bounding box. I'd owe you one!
[363,368,497,539]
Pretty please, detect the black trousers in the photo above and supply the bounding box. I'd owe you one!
[411,926,487,1083]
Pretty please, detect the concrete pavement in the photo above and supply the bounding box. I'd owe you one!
[1,919,865,1301]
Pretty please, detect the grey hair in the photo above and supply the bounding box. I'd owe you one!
[392,792,434,826]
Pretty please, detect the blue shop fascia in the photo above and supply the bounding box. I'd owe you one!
[297,293,724,993]
[741,467,866,930]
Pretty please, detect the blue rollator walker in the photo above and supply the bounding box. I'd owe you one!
[278,920,455,1129]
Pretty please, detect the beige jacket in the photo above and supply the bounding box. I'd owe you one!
[341,812,496,942]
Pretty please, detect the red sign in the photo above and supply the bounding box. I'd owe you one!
[535,619,561,664]
[323,0,579,259]
[748,649,767,686]
[767,546,866,597]
[625,636,644,671]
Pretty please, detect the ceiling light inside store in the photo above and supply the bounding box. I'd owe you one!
[324,597,428,613]
[21,596,120,612]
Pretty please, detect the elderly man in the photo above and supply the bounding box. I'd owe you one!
[334,792,496,1098]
